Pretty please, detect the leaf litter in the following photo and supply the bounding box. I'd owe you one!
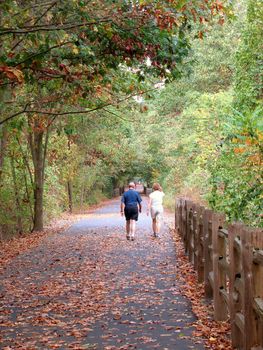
[170,224,233,350]
[0,199,227,349]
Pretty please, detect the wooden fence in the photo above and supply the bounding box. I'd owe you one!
[175,198,263,350]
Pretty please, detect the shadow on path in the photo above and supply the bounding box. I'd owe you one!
[0,198,205,350]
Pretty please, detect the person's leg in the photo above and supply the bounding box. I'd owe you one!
[155,208,163,237]
[130,219,136,240]
[151,208,157,236]
[152,218,157,235]
[155,211,163,237]
[155,218,161,234]
[129,207,138,240]
[126,220,130,239]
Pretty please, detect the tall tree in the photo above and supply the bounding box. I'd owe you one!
[0,0,228,231]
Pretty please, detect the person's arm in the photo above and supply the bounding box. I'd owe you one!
[147,198,152,216]
[137,193,142,213]
[120,195,125,216]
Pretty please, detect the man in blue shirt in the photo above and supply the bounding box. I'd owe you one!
[120,182,142,241]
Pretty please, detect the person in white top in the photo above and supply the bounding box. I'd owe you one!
[147,183,165,237]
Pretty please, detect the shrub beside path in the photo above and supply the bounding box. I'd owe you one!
[0,198,206,349]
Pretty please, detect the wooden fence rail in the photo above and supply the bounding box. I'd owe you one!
[175,198,263,350]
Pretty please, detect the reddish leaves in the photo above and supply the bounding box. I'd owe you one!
[171,228,232,350]
[0,213,78,272]
[0,66,24,84]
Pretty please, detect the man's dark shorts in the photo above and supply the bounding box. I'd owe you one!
[124,206,139,221]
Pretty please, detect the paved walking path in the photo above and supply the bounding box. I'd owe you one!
[0,198,205,349]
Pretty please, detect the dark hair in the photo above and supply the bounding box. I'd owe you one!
[152,183,162,191]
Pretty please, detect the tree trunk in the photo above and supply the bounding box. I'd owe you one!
[28,118,45,232]
[0,124,8,183]
[0,124,8,240]
[10,156,23,234]
[67,181,73,213]
[80,184,86,208]
[28,114,53,232]
[32,129,44,231]
[16,136,34,228]
[67,137,73,213]
[23,169,34,228]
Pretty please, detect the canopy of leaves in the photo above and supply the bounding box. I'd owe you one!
[0,0,228,118]
[126,0,262,227]
[2,0,262,237]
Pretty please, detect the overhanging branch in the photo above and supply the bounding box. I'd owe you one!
[0,18,116,36]
[14,40,74,67]
[0,104,30,125]
[0,88,157,126]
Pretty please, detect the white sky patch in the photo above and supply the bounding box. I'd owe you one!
[154,80,165,89]
[133,95,144,103]
[145,57,152,67]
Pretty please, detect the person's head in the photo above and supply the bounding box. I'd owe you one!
[152,183,162,191]
[128,182,135,189]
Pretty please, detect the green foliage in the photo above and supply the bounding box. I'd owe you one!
[134,0,262,227]
[0,0,227,94]
[234,0,263,113]
[207,108,263,226]
[1,0,262,237]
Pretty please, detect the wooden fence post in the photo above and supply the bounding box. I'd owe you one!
[175,198,178,231]
[179,198,183,236]
[251,229,263,348]
[212,213,228,321]
[187,201,194,263]
[193,204,199,271]
[185,200,192,256]
[229,224,244,349]
[182,199,187,251]
[241,227,258,350]
[197,206,205,283]
[204,209,214,298]
[175,198,182,235]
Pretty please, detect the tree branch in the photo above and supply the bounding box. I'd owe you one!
[14,40,74,67]
[0,18,115,36]
[102,108,129,122]
[13,1,57,17]
[0,88,157,126]
[0,103,30,125]
[16,136,34,187]
[11,1,58,51]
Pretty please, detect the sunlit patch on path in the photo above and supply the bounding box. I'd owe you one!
[0,198,205,349]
